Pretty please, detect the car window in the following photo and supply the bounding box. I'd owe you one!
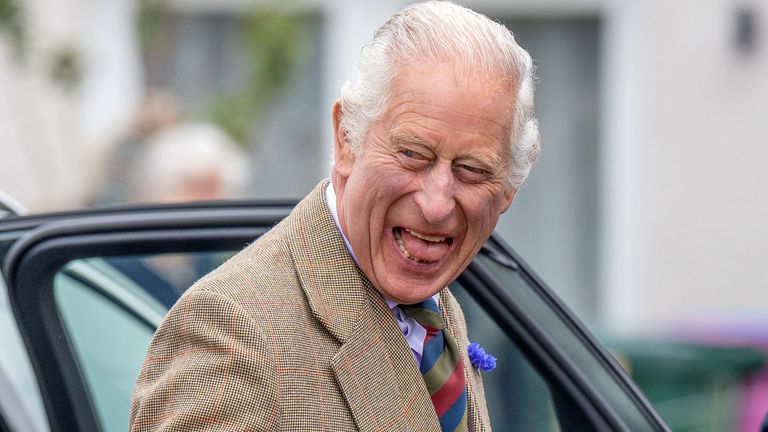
[474,252,656,431]
[451,280,595,431]
[53,252,234,432]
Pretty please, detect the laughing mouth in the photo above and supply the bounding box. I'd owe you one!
[393,227,453,264]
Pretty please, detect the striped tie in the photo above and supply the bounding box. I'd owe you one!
[402,299,468,432]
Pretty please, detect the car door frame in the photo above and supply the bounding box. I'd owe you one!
[2,203,669,432]
[464,238,669,431]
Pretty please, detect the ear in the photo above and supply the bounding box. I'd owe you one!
[332,100,356,180]
[500,186,516,214]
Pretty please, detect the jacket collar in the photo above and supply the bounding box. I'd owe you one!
[286,179,374,344]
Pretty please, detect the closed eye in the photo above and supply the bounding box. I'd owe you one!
[454,163,494,183]
[396,147,432,170]
[401,149,428,159]
[457,164,488,175]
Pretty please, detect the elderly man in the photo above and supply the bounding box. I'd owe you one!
[129,1,539,431]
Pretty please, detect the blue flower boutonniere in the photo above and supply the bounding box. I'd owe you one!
[468,342,496,372]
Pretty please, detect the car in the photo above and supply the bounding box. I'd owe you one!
[0,196,670,432]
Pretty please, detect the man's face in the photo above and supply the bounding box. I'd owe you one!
[332,63,516,304]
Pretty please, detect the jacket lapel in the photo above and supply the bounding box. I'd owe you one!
[286,181,437,431]
[331,292,437,432]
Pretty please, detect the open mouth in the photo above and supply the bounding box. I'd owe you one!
[393,227,453,264]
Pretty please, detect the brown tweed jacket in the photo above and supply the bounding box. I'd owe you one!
[129,180,491,431]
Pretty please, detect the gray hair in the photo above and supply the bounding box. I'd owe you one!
[339,1,540,188]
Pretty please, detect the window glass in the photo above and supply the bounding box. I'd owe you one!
[53,251,234,432]
[453,276,614,431]
[475,253,654,431]
[450,281,563,430]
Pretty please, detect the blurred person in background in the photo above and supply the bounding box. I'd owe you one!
[127,122,249,204]
[130,1,538,431]
[93,89,181,205]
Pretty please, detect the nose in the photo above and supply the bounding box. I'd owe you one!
[414,163,456,224]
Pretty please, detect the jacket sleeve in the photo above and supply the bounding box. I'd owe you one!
[129,289,280,431]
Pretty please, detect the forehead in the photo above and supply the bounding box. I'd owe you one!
[383,63,516,150]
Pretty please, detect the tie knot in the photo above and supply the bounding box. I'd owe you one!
[400,298,445,330]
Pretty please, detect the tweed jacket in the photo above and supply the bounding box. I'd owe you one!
[129,180,491,431]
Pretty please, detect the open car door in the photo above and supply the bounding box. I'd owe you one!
[1,202,669,431]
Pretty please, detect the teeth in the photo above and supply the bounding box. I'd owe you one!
[395,229,428,263]
[405,228,446,243]
[394,228,423,263]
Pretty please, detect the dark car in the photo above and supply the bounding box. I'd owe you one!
[0,198,669,431]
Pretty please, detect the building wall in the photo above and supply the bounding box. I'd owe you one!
[0,0,141,211]
[601,0,768,332]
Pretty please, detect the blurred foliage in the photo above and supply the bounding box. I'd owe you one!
[0,0,83,92]
[0,0,27,59]
[208,6,311,144]
[48,45,83,92]
[139,0,310,145]
[138,0,169,55]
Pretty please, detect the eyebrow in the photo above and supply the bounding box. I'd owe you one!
[390,131,430,147]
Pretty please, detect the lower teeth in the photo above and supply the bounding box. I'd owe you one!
[395,229,424,263]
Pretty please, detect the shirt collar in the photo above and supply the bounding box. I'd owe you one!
[325,181,358,266]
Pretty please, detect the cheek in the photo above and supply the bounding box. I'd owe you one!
[365,162,417,200]
[463,193,507,234]
[347,170,402,227]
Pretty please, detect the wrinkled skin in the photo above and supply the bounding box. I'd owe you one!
[332,63,517,304]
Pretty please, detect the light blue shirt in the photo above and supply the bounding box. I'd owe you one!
[325,182,436,366]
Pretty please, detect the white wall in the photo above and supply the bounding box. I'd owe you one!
[601,0,768,332]
[0,0,85,211]
[0,0,141,212]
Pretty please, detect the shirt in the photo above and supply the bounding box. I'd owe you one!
[325,182,436,365]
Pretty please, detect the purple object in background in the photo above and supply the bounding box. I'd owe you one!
[672,319,768,432]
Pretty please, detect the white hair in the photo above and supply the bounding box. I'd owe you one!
[339,1,540,187]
